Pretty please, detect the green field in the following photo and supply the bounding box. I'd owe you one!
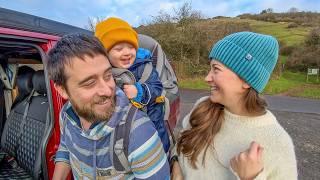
[244,19,312,46]
[179,71,320,99]
[265,71,320,98]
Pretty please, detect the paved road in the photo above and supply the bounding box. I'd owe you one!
[178,89,320,180]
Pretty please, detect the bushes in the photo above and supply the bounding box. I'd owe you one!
[137,2,251,71]
[138,6,320,76]
[287,22,298,28]
[305,27,320,46]
[286,48,319,71]
[280,45,295,56]
[282,27,320,72]
[138,19,251,71]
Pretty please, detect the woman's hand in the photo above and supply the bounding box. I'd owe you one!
[171,161,184,180]
[230,141,264,180]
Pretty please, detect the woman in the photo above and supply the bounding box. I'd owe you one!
[172,32,297,180]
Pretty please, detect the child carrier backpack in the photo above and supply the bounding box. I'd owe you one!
[111,34,179,173]
[138,34,179,150]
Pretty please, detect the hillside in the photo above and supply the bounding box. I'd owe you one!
[136,12,320,99]
[137,17,313,58]
[137,16,315,74]
[239,19,312,46]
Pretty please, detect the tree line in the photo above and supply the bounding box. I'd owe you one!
[87,3,320,77]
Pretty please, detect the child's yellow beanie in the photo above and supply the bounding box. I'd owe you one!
[95,17,138,51]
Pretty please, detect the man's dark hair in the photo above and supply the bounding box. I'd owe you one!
[47,33,108,86]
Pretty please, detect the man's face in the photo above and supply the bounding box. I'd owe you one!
[55,54,116,123]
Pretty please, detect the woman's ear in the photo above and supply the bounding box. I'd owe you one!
[242,82,251,89]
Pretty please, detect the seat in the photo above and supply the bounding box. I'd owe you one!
[0,70,49,179]
[0,68,35,179]
[0,65,34,141]
[11,66,35,109]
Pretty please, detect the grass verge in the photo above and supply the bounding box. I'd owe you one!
[179,71,320,99]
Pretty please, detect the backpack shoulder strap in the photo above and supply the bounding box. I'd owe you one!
[110,104,138,172]
[112,68,136,88]
[138,62,153,84]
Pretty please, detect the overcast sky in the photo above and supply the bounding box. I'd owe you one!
[0,0,319,28]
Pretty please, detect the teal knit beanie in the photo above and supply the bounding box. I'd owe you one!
[209,31,279,93]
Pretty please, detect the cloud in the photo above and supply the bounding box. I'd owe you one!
[116,0,138,6]
[0,0,319,28]
[159,2,179,11]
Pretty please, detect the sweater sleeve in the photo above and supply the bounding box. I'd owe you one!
[246,129,297,180]
[267,133,298,180]
[234,129,297,180]
[139,68,163,105]
[252,170,266,180]
[133,48,163,106]
[231,168,266,180]
[54,110,70,165]
[128,111,170,179]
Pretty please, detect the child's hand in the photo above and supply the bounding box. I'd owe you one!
[123,84,138,99]
[230,141,264,180]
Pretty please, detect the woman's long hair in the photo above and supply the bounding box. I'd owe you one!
[177,88,267,168]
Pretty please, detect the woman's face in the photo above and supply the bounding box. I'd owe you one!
[205,60,250,106]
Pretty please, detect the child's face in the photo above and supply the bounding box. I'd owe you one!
[108,42,136,69]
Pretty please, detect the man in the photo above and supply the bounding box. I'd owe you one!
[47,33,169,179]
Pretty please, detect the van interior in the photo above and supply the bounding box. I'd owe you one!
[0,38,51,179]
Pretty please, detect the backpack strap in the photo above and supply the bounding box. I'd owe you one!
[112,68,136,88]
[110,104,138,172]
[138,62,153,84]
[162,91,176,152]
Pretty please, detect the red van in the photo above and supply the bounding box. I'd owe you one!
[0,7,180,179]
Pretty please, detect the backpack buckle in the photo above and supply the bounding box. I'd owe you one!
[155,96,165,103]
[130,99,144,109]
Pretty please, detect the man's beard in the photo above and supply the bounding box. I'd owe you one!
[70,95,116,123]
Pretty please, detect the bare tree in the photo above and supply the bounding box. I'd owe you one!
[260,8,274,14]
[85,16,104,32]
[173,2,203,26]
[288,7,299,13]
[151,10,172,24]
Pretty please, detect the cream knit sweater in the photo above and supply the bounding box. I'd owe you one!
[178,97,297,180]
